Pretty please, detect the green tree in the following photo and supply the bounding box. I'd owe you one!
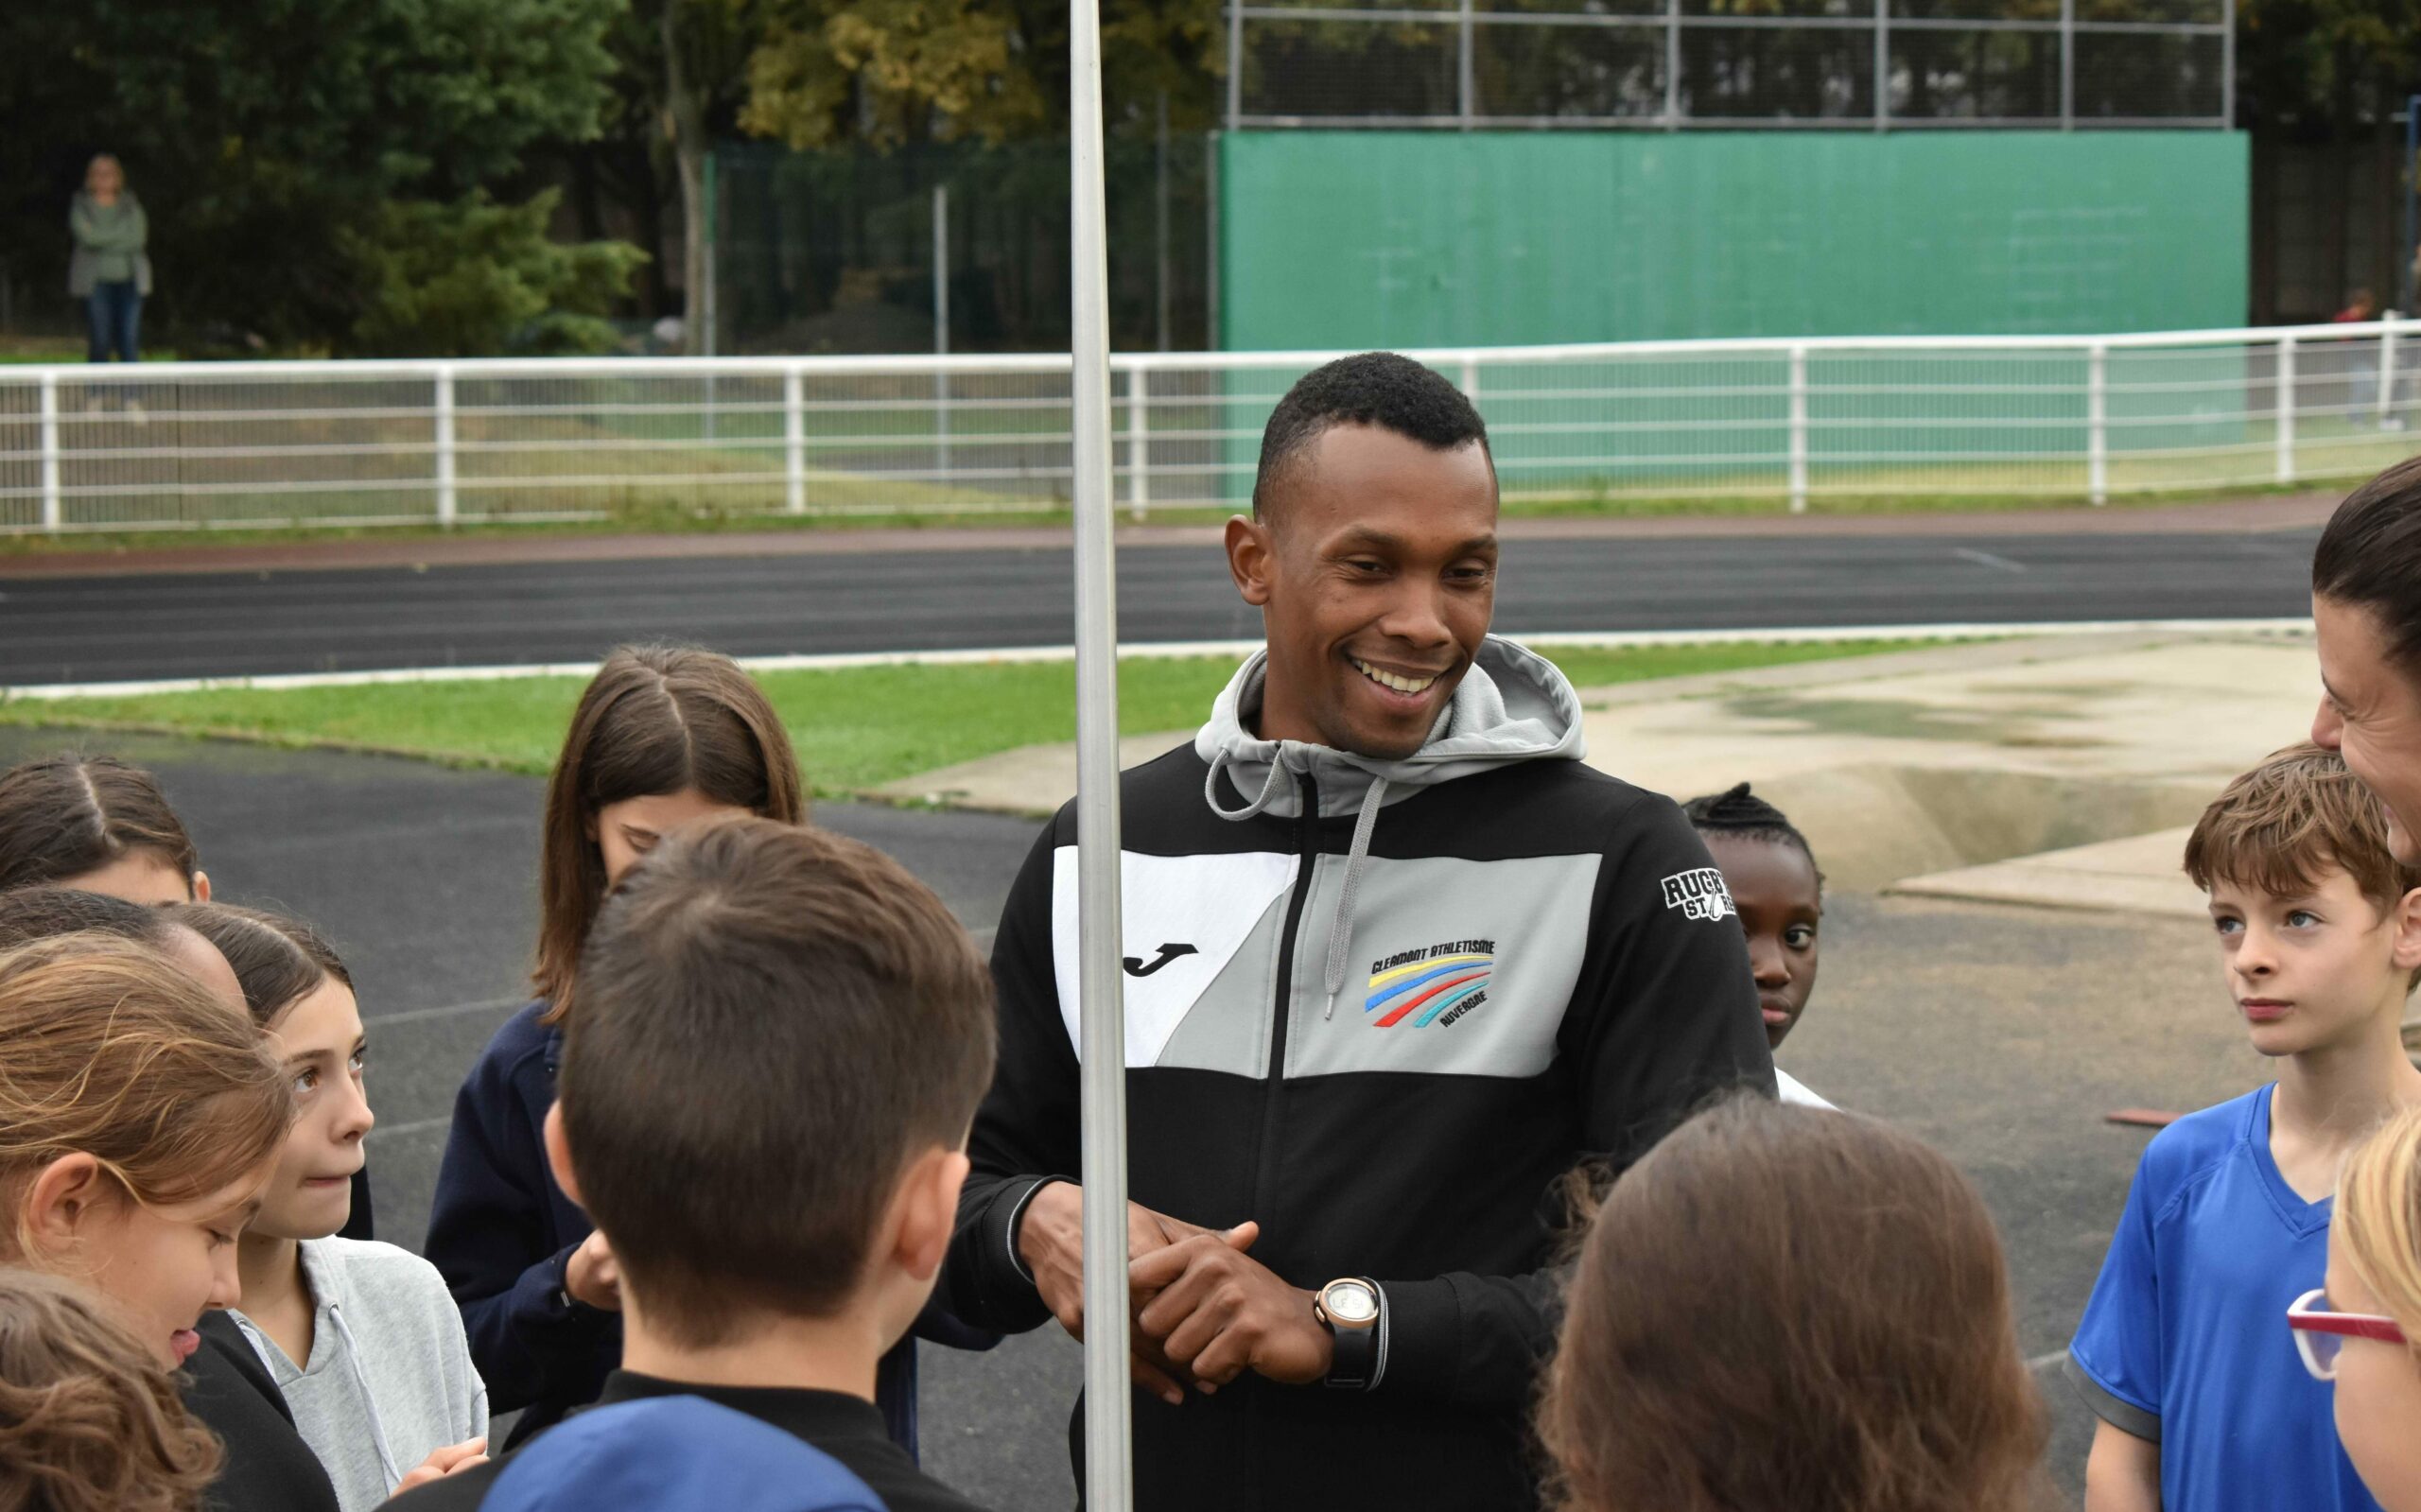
[736,0,1220,149]
[341,190,646,356]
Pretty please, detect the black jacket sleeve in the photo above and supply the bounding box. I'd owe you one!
[1371,792,1773,1407]
[186,1312,341,1512]
[422,1025,613,1415]
[943,816,1081,1333]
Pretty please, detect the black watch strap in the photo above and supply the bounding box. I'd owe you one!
[1319,1279,1382,1390]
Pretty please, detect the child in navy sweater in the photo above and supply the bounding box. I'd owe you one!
[423,644,990,1452]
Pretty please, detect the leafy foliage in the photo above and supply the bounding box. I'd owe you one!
[340,191,645,356]
[1,0,629,352]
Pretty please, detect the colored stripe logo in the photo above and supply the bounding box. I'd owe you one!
[1366,953,1494,1028]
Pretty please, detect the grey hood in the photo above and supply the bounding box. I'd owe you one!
[1193,634,1587,1017]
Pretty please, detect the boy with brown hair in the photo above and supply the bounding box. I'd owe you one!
[2069,743,2421,1512]
[392,815,998,1512]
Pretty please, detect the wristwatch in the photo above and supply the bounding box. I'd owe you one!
[1314,1277,1383,1390]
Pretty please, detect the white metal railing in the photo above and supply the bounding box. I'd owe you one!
[4,319,2417,534]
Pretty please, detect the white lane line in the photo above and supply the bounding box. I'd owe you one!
[371,996,528,1028]
[367,1116,451,1142]
[1953,547,2029,574]
[0,619,2313,700]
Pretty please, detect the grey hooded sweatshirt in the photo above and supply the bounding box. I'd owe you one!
[233,1238,489,1512]
[948,633,1773,1512]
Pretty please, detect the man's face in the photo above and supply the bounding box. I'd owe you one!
[1228,424,1498,760]
[2313,594,2421,865]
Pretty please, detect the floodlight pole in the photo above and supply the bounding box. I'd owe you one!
[1069,0,1133,1507]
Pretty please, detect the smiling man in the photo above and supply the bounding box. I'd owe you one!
[944,353,1772,1511]
[2313,455,2421,865]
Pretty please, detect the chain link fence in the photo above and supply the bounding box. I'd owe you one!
[1,320,2409,532]
[1225,0,2230,128]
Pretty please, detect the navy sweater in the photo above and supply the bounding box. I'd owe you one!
[425,999,994,1452]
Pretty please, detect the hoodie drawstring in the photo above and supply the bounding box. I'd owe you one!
[1205,745,1388,1021]
[1323,776,1387,1019]
[327,1302,406,1493]
[1203,743,1290,822]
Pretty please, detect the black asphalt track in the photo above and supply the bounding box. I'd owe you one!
[0,528,2319,686]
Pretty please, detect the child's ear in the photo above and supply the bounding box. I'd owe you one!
[20,1153,111,1260]
[542,1104,587,1209]
[2390,886,2421,976]
[189,870,211,903]
[889,1146,971,1284]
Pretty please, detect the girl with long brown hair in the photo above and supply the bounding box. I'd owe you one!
[422,645,812,1450]
[1540,1097,2047,1512]
[175,904,490,1510]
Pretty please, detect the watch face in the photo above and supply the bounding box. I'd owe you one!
[1324,1281,1379,1325]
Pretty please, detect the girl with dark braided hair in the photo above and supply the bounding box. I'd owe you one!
[1681,782,1831,1105]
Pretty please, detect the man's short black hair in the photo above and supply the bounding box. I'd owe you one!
[1250,352,1492,524]
[2316,455,2421,669]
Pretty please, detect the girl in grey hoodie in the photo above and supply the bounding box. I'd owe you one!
[176,904,491,1512]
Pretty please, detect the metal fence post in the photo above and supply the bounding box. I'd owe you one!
[433,364,458,527]
[1459,355,1480,403]
[1126,367,1150,521]
[37,371,61,532]
[785,366,807,514]
[2087,342,2109,506]
[2276,336,2297,484]
[1787,345,1809,513]
[2378,316,2399,427]
[1457,0,1475,130]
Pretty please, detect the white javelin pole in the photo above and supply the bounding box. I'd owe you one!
[1068,0,1132,1501]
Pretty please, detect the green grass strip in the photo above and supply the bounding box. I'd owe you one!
[0,639,1919,797]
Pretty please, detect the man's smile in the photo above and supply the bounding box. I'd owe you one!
[1349,655,1446,696]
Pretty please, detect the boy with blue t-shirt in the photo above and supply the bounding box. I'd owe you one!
[2069,743,2421,1512]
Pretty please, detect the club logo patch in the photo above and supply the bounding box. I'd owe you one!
[1364,939,1496,1028]
[1660,867,1737,922]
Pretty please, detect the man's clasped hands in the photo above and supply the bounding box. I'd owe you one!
[1015,1182,1336,1404]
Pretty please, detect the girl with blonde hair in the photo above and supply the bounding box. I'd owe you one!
[2295,1104,2421,1510]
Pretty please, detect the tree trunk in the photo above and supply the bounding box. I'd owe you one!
[663,0,710,354]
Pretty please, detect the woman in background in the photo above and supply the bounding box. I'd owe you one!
[68,154,151,367]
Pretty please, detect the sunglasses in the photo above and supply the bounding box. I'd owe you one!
[2288,1288,2409,1381]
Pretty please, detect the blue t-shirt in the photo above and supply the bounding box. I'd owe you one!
[2067,1084,2380,1512]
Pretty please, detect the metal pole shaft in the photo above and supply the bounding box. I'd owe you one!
[2087,342,2108,506]
[786,365,807,514]
[1457,0,1475,129]
[1128,366,1150,521]
[1663,0,1681,128]
[1157,93,1173,354]
[2276,335,2297,483]
[38,371,61,532]
[1787,344,1809,513]
[434,365,458,528]
[935,183,952,485]
[2405,97,2418,316]
[2059,0,2074,130]
[1873,0,1888,131]
[1071,0,1133,1504]
[2378,317,2398,427]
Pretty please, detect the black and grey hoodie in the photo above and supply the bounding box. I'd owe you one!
[945,635,1774,1512]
